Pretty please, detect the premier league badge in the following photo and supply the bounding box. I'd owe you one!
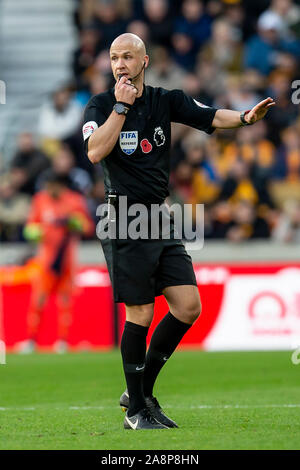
[119,131,138,155]
[153,127,165,147]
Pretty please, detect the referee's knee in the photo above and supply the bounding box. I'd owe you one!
[173,298,202,325]
[125,302,155,327]
[187,298,202,324]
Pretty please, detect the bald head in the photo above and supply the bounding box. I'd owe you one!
[109,33,149,89]
[110,33,146,57]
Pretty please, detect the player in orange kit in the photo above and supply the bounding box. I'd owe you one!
[18,172,95,353]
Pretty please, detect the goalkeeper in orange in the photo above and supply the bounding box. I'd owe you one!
[19,172,95,353]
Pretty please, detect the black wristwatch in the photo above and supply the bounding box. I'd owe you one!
[240,110,251,126]
[113,102,131,115]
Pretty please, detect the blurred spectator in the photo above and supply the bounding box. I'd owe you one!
[87,177,106,224]
[241,68,268,95]
[38,86,83,141]
[265,70,299,144]
[182,131,220,205]
[171,32,196,70]
[258,0,300,39]
[224,74,262,111]
[174,0,212,50]
[92,49,114,84]
[218,158,260,206]
[36,144,92,196]
[10,133,50,195]
[200,18,243,73]
[0,175,30,242]
[91,0,128,51]
[76,72,110,107]
[217,123,275,183]
[18,171,95,353]
[73,26,100,88]
[146,46,185,90]
[223,2,247,39]
[272,125,300,180]
[75,0,96,28]
[272,200,300,242]
[127,19,150,44]
[89,73,110,96]
[244,11,300,75]
[206,0,224,19]
[117,0,134,21]
[226,200,270,241]
[195,57,227,100]
[208,200,234,239]
[169,160,194,205]
[171,0,212,70]
[143,0,173,48]
[182,73,213,105]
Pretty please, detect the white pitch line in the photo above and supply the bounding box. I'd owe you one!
[190,404,300,410]
[69,406,105,410]
[0,404,300,411]
[0,406,36,411]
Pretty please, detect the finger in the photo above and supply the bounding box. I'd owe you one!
[121,82,138,93]
[122,83,137,93]
[262,97,274,104]
[117,75,128,85]
[119,82,132,90]
[126,81,138,91]
[255,97,275,109]
[266,102,276,108]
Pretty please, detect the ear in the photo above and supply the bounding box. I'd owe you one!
[144,55,150,69]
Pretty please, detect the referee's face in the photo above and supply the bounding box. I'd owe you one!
[110,39,147,83]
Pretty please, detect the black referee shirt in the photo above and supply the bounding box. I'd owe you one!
[83,85,217,204]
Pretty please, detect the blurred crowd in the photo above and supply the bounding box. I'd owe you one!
[1,0,300,243]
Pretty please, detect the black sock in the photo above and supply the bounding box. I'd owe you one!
[143,312,191,398]
[120,321,149,416]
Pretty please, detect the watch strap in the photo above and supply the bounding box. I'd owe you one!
[240,110,251,126]
[113,102,131,116]
[116,101,132,109]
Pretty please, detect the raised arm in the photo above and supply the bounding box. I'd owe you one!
[212,97,275,129]
[85,76,137,164]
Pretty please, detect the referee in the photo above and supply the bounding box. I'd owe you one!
[83,33,274,430]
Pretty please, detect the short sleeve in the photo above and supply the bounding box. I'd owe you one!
[82,97,108,153]
[169,90,217,134]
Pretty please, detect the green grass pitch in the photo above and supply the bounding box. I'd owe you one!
[0,350,300,450]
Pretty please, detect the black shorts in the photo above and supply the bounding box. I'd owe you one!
[99,206,197,305]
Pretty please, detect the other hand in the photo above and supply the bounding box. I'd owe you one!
[245,97,275,124]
